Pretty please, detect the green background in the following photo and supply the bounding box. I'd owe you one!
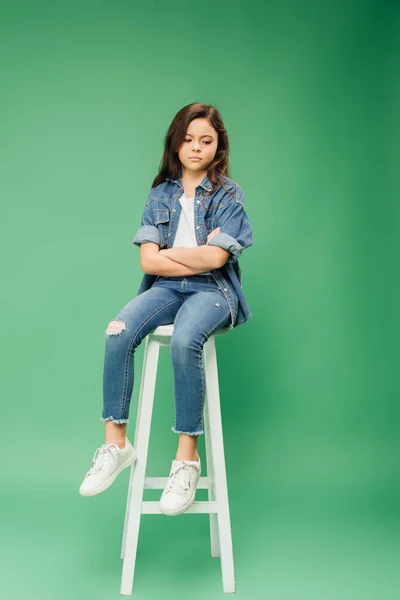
[1,1,399,598]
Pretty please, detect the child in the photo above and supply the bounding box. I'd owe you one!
[79,102,254,516]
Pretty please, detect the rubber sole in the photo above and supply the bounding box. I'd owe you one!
[79,450,137,497]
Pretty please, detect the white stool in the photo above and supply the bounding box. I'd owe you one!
[119,323,235,595]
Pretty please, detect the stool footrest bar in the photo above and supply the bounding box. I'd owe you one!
[141,501,219,514]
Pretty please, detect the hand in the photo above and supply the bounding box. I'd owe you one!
[207,227,220,243]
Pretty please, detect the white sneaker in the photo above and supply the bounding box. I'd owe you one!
[79,437,137,497]
[159,457,201,516]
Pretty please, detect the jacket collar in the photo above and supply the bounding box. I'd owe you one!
[166,171,213,192]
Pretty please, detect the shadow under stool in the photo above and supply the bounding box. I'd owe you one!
[119,323,235,595]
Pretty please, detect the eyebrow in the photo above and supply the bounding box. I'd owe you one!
[185,134,214,139]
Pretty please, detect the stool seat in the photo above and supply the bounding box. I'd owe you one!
[150,323,230,336]
[149,323,230,345]
[120,322,235,595]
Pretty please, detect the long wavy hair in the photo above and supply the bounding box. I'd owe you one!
[151,103,233,197]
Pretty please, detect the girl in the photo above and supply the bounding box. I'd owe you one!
[79,102,254,516]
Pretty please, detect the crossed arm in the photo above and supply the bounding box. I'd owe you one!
[140,228,230,276]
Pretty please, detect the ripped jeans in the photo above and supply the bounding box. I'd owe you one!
[101,275,237,435]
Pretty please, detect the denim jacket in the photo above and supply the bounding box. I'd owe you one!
[132,172,254,329]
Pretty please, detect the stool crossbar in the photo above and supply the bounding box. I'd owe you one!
[119,324,235,595]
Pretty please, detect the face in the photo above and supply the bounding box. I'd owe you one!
[177,118,218,178]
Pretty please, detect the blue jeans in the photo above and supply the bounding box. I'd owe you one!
[101,275,237,435]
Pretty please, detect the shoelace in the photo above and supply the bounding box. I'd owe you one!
[165,461,194,496]
[88,443,120,474]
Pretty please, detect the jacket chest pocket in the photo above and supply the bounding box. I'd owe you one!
[153,209,170,247]
[204,217,217,233]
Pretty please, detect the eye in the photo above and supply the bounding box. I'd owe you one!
[184,138,212,144]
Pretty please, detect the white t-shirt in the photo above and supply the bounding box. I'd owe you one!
[172,192,211,275]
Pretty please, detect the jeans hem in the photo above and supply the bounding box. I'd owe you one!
[100,416,130,424]
[171,426,204,436]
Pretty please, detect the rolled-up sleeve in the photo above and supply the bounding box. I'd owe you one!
[132,200,160,246]
[207,186,254,263]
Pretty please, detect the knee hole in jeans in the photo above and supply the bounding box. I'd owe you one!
[105,319,127,336]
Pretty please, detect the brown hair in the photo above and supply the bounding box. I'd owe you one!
[151,102,233,197]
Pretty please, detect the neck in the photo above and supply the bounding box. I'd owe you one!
[180,167,207,187]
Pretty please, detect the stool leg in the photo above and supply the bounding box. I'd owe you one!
[204,380,221,558]
[120,337,160,596]
[121,334,150,560]
[203,336,236,594]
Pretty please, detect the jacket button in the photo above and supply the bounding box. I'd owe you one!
[168,233,171,236]
[223,288,228,291]
[172,208,176,212]
[196,225,200,229]
[197,200,200,204]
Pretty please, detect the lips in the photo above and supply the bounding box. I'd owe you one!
[189,157,201,160]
